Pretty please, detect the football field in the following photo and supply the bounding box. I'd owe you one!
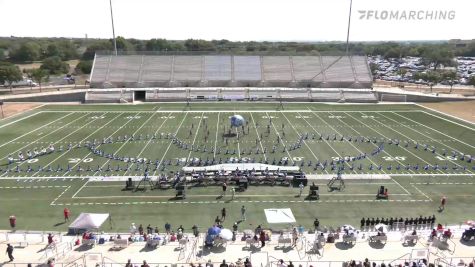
[0,102,474,232]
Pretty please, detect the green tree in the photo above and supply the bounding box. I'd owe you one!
[82,41,113,60]
[184,39,216,51]
[425,71,442,92]
[114,36,133,51]
[10,42,41,62]
[29,68,49,91]
[468,76,475,87]
[0,62,23,88]
[46,43,64,59]
[442,70,457,92]
[75,60,92,74]
[146,39,174,51]
[40,56,69,75]
[0,48,5,61]
[422,48,454,70]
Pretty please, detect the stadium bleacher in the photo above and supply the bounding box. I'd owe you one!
[90,54,372,89]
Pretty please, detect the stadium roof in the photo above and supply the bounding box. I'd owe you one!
[90,54,372,88]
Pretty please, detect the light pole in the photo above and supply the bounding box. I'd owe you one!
[345,0,353,55]
[109,0,118,56]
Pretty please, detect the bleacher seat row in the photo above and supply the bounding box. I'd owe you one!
[90,55,372,89]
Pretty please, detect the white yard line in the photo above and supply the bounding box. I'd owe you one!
[415,104,474,127]
[50,185,71,205]
[411,184,432,201]
[280,112,325,172]
[213,112,220,159]
[301,111,353,170]
[27,113,108,177]
[93,112,159,175]
[186,112,204,163]
[0,112,73,152]
[37,110,423,114]
[63,112,130,175]
[249,112,267,161]
[326,112,415,194]
[123,112,172,175]
[71,180,88,199]
[0,111,43,129]
[392,112,475,150]
[153,112,188,175]
[420,108,475,130]
[266,112,294,164]
[350,112,440,169]
[379,112,474,173]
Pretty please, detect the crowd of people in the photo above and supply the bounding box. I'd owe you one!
[360,215,436,230]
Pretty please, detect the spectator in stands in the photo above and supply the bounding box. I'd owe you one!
[206,260,214,267]
[255,225,262,235]
[6,243,14,262]
[177,225,184,232]
[443,229,452,239]
[259,230,266,247]
[244,258,252,267]
[236,258,244,267]
[141,260,150,267]
[277,259,286,267]
[291,228,298,247]
[288,261,294,267]
[220,260,229,267]
[363,258,370,267]
[192,225,199,237]
[138,224,144,235]
[130,223,137,234]
[314,218,320,230]
[165,222,171,234]
[47,233,54,246]
[154,227,159,234]
[146,224,152,234]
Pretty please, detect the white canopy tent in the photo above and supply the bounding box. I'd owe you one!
[264,208,296,224]
[68,213,109,234]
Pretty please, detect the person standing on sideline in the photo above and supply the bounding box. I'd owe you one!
[222,183,227,197]
[231,187,235,200]
[6,243,14,262]
[63,208,70,222]
[298,182,304,197]
[259,230,266,247]
[221,208,226,221]
[439,196,447,211]
[241,205,246,221]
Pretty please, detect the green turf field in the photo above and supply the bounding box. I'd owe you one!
[0,102,474,232]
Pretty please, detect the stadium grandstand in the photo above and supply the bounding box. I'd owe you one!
[89,54,373,89]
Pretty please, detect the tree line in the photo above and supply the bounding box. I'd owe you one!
[1,37,475,88]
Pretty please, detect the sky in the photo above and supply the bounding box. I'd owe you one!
[0,0,473,41]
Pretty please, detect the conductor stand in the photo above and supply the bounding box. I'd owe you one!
[134,169,154,191]
[327,171,345,191]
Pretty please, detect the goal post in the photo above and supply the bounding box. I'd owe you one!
[379,93,407,102]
